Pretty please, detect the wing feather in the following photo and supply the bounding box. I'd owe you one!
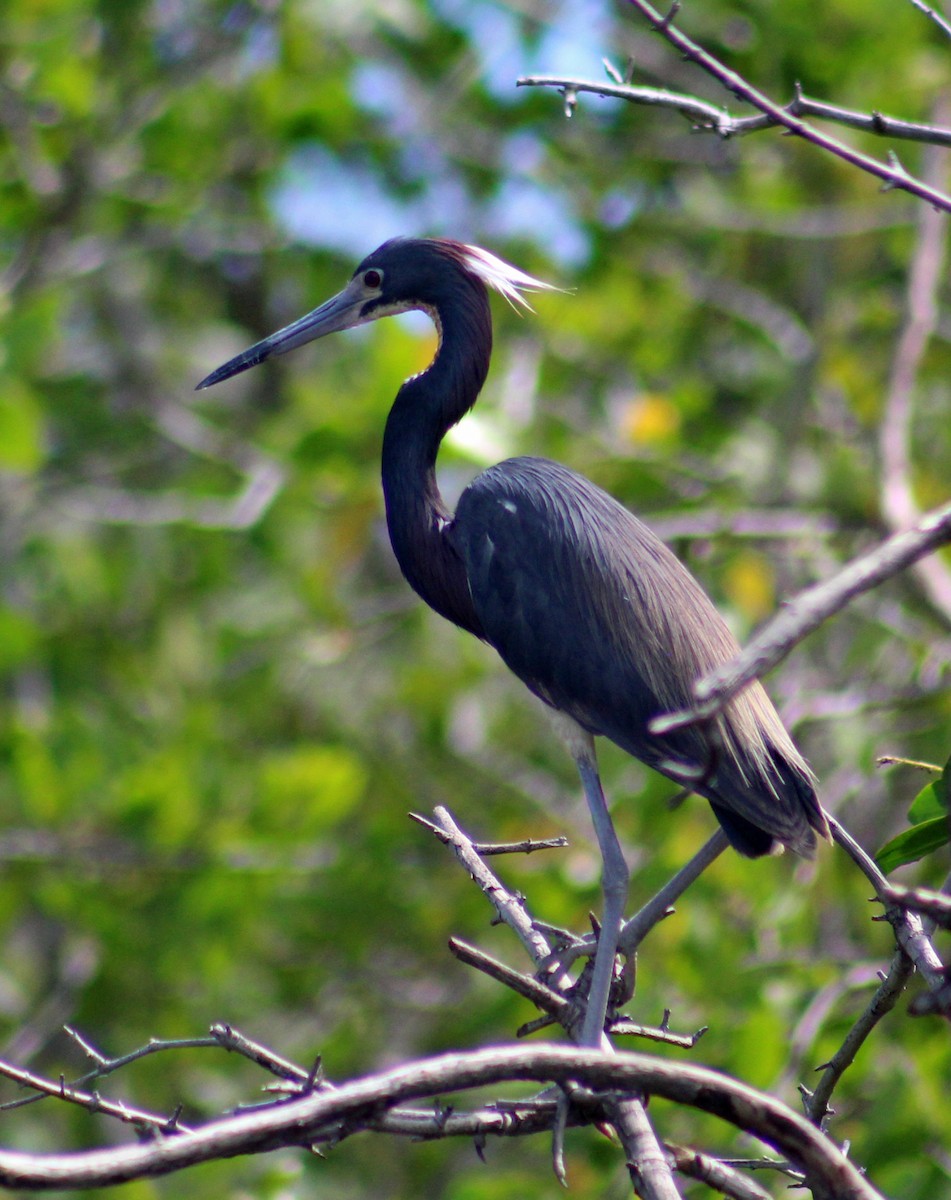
[452,457,827,856]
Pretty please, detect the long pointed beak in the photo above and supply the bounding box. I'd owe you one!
[196,276,369,390]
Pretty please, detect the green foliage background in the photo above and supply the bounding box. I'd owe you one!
[1,1,950,1196]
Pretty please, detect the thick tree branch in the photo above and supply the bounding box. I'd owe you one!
[0,1045,885,1198]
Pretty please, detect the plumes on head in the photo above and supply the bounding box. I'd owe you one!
[441,241,559,312]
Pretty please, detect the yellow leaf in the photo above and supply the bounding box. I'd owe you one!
[619,393,681,445]
[723,551,775,621]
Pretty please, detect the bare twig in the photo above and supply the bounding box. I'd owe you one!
[211,1024,314,1085]
[828,817,950,1017]
[882,884,951,929]
[803,949,915,1125]
[421,810,682,1200]
[0,1056,191,1134]
[521,2,951,212]
[610,1018,707,1049]
[0,1033,221,1116]
[420,808,557,966]
[666,1142,775,1200]
[448,937,567,1018]
[408,813,567,856]
[906,0,951,40]
[518,73,951,149]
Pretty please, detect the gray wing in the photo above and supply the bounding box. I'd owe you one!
[451,457,825,856]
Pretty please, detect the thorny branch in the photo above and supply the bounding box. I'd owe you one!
[0,806,939,1195]
[518,73,951,150]
[665,1143,774,1200]
[424,808,914,1191]
[419,807,683,1200]
[0,1044,886,1198]
[827,817,950,1020]
[802,949,916,1126]
[518,0,951,212]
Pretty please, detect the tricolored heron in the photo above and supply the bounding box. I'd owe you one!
[198,237,829,1047]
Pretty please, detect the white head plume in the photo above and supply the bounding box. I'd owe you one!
[456,243,560,311]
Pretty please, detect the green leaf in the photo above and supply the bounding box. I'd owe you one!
[0,606,39,670]
[908,781,949,825]
[875,817,951,874]
[0,380,45,471]
[937,753,951,807]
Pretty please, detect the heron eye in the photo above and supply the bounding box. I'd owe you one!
[363,269,383,289]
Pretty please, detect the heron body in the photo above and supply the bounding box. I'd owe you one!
[199,237,828,1045]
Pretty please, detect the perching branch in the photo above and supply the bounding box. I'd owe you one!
[0,1044,886,1198]
[827,817,950,1018]
[883,883,951,930]
[418,807,683,1200]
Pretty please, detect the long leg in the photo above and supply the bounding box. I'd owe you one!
[574,750,629,1047]
[548,711,630,1046]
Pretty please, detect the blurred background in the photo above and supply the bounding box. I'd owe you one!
[1,0,950,1195]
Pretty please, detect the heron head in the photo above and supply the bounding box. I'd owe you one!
[196,238,554,390]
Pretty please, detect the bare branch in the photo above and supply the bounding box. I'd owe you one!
[0,1055,191,1134]
[408,813,567,856]
[666,1142,775,1200]
[883,883,951,929]
[0,1033,221,1117]
[906,0,951,40]
[0,1045,886,1198]
[803,949,915,1125]
[518,73,951,149]
[421,810,682,1200]
[518,74,734,130]
[448,937,566,1018]
[210,1024,315,1085]
[828,817,950,1016]
[521,3,951,211]
[422,807,557,967]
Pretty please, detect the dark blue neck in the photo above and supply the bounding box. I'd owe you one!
[381,280,491,635]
